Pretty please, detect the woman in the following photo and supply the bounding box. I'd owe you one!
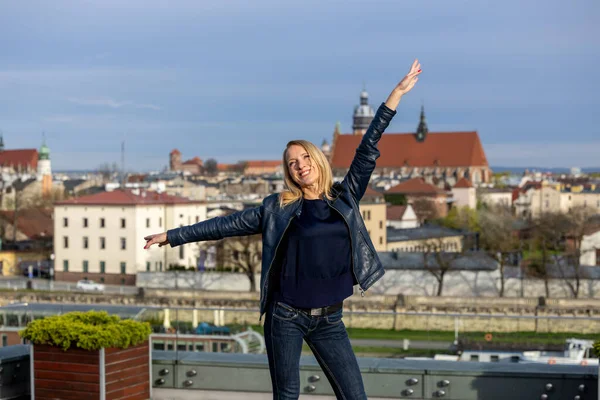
[144,59,421,399]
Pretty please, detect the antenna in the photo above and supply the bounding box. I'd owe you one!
[121,140,125,189]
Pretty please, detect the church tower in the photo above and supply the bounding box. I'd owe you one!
[37,135,53,196]
[415,105,428,142]
[170,149,182,171]
[352,89,375,135]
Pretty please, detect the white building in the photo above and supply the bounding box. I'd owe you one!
[581,228,600,266]
[54,189,207,285]
[478,188,513,208]
[452,178,476,209]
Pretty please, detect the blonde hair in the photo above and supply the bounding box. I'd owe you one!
[280,140,334,208]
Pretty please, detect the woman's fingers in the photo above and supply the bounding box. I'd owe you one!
[410,59,419,72]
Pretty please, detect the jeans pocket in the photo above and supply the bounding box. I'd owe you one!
[273,302,298,321]
[325,309,343,325]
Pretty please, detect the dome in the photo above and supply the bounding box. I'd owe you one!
[39,143,50,160]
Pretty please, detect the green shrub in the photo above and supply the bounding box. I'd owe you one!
[19,311,152,351]
[594,341,600,358]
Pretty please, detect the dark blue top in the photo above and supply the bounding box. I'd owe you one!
[273,198,353,308]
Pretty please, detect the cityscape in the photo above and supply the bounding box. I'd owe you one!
[0,1,598,399]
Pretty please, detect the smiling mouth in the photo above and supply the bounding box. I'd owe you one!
[299,169,310,178]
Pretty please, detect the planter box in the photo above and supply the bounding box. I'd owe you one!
[31,341,151,400]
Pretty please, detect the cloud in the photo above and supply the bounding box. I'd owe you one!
[66,96,161,110]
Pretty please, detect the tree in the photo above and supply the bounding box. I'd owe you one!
[221,234,262,292]
[411,198,442,223]
[552,206,595,298]
[421,237,467,296]
[478,206,519,297]
[528,211,570,298]
[204,158,218,176]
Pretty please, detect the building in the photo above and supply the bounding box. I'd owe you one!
[386,204,419,229]
[478,187,513,208]
[514,182,600,218]
[0,208,53,247]
[580,226,600,266]
[329,91,492,186]
[386,225,465,253]
[386,178,450,220]
[169,149,203,175]
[243,161,282,176]
[53,190,207,285]
[359,187,387,251]
[452,178,476,209]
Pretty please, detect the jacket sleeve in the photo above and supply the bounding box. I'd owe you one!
[166,206,263,247]
[342,103,396,202]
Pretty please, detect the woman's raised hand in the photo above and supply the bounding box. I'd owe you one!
[144,232,169,249]
[385,59,422,110]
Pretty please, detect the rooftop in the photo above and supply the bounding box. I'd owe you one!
[387,225,464,242]
[386,178,446,195]
[331,131,488,169]
[55,189,205,206]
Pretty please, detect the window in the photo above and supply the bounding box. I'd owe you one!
[159,217,162,227]
[146,262,151,272]
[180,246,185,260]
[490,355,499,363]
[100,277,105,283]
[120,262,126,274]
[367,210,371,220]
[100,218,105,228]
[83,236,89,249]
[100,261,105,274]
[2,334,7,347]
[470,355,479,361]
[120,237,126,250]
[179,214,184,218]
[83,261,89,273]
[83,218,88,228]
[63,236,69,249]
[596,249,600,266]
[379,221,383,229]
[545,200,549,208]
[100,237,106,249]
[63,218,68,227]
[120,218,126,228]
[155,261,159,271]
[146,218,150,228]
[196,216,200,223]
[120,278,126,285]
[159,262,163,271]
[379,237,383,245]
[63,260,69,272]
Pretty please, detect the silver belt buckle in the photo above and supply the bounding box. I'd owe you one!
[310,308,323,316]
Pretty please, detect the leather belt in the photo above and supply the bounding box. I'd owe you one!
[297,302,343,317]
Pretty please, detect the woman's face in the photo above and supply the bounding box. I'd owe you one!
[286,144,320,188]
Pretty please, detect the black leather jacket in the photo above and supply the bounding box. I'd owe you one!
[167,103,397,316]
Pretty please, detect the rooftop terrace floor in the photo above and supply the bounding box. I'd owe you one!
[154,389,387,399]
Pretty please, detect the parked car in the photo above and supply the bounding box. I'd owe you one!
[195,322,230,336]
[76,279,105,292]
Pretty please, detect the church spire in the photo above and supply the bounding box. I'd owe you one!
[415,105,428,142]
[352,88,375,135]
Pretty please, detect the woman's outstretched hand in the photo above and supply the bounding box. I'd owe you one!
[144,232,169,249]
[385,59,422,111]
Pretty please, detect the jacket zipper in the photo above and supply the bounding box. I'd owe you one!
[259,213,296,322]
[326,201,365,297]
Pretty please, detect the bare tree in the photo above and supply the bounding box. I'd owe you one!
[411,198,441,224]
[528,212,571,298]
[204,159,218,176]
[478,206,519,297]
[97,162,119,183]
[421,237,466,296]
[552,206,595,298]
[221,234,262,292]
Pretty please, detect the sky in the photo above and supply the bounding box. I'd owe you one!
[0,0,598,171]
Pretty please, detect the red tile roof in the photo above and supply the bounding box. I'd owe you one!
[245,160,281,168]
[0,149,38,170]
[170,149,181,155]
[387,205,408,220]
[364,186,384,198]
[454,178,473,188]
[55,190,204,206]
[183,157,203,166]
[217,163,238,171]
[387,178,447,195]
[331,132,488,168]
[0,208,53,240]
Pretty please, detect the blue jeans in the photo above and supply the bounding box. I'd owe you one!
[264,301,367,400]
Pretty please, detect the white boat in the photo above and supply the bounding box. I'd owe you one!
[519,338,598,366]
